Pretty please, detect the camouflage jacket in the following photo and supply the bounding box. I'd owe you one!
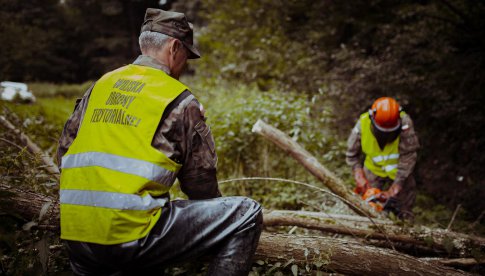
[57,55,221,199]
[345,113,420,186]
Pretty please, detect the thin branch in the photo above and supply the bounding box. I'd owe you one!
[447,204,461,231]
[0,138,32,155]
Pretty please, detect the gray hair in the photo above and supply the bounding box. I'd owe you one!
[139,31,171,53]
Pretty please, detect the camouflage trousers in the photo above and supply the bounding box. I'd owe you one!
[65,196,263,276]
[364,167,417,221]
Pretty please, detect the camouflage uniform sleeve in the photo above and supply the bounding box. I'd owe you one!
[152,91,221,200]
[346,120,363,170]
[394,114,420,186]
[56,84,94,167]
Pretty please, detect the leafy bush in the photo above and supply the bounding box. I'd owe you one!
[192,80,345,176]
[187,78,350,209]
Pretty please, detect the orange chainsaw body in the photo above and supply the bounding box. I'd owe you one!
[355,187,384,212]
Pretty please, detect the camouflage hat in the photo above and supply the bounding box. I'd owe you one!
[141,8,200,59]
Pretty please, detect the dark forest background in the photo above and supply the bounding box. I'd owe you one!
[1,0,484,220]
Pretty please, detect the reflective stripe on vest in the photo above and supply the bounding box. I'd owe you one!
[60,190,168,210]
[383,164,398,172]
[360,112,404,180]
[62,152,176,186]
[60,64,187,245]
[372,153,400,163]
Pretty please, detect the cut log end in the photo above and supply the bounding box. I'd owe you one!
[251,119,264,133]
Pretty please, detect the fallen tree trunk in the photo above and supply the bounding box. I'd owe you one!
[257,232,469,275]
[0,185,473,275]
[252,119,380,218]
[265,210,394,228]
[264,210,485,257]
[0,115,60,177]
[0,184,58,227]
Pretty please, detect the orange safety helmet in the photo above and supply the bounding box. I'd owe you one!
[369,97,401,132]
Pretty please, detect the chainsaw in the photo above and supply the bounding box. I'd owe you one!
[354,187,400,213]
[361,187,384,212]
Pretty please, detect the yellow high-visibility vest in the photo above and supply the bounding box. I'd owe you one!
[360,112,405,180]
[60,64,187,244]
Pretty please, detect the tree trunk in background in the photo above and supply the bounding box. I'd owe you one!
[252,119,380,218]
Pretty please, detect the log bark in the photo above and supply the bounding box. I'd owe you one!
[264,210,485,257]
[252,119,380,218]
[256,232,469,275]
[0,184,59,227]
[265,210,394,228]
[420,257,485,268]
[0,115,60,177]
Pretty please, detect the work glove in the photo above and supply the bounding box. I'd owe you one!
[378,183,402,202]
[353,168,370,195]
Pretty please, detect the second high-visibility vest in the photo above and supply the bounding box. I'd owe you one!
[60,64,187,245]
[360,112,404,180]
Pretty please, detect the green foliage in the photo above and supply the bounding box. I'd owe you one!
[197,0,327,93]
[187,78,349,209]
[0,95,73,203]
[192,79,346,178]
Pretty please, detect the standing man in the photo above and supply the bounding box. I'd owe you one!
[346,97,419,220]
[57,8,262,275]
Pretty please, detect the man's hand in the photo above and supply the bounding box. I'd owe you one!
[378,183,402,202]
[353,168,370,195]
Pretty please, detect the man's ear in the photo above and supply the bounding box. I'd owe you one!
[169,39,182,56]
